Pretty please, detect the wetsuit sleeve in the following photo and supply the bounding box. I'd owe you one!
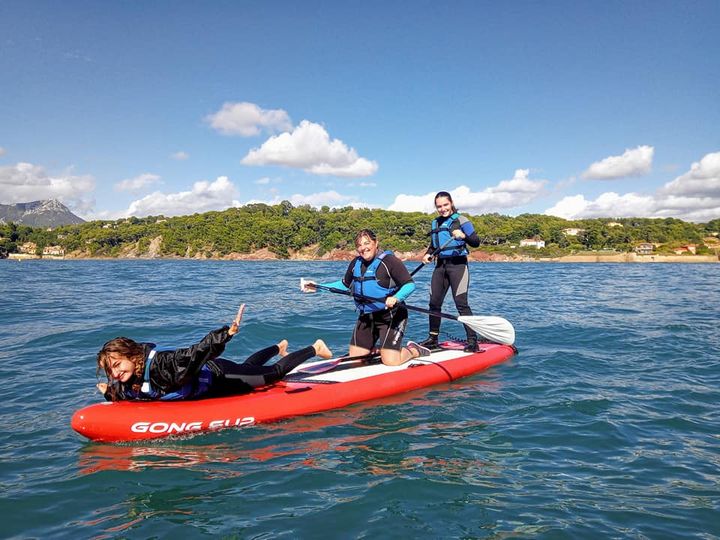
[458,216,480,248]
[318,279,349,291]
[153,326,233,388]
[394,281,416,302]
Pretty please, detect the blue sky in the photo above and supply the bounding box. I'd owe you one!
[1,0,718,222]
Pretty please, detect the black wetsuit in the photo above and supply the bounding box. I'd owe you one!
[340,253,414,351]
[104,326,316,401]
[426,214,480,343]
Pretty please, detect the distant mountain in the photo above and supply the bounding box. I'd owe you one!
[0,200,85,227]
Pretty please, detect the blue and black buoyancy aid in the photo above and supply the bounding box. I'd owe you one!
[431,213,468,257]
[351,251,398,314]
[140,349,214,401]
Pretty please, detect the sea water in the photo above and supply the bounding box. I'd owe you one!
[0,259,718,539]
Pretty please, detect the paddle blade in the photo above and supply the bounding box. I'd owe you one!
[457,316,516,345]
[296,358,342,375]
[299,277,316,292]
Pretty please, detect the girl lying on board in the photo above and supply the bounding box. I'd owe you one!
[96,304,331,401]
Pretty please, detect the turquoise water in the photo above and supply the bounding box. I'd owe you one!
[1,259,718,539]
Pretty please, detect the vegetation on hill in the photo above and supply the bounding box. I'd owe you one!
[1,202,718,259]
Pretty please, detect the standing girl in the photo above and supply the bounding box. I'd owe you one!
[420,191,481,352]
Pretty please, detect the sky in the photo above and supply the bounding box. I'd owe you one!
[1,0,719,223]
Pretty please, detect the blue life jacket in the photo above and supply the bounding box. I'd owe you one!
[140,349,214,401]
[430,213,468,257]
[351,251,398,314]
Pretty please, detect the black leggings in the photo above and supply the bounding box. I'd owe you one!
[428,258,476,341]
[209,344,316,396]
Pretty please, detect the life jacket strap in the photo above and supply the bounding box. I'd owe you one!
[140,349,157,395]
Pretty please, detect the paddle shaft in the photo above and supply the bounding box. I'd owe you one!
[409,237,455,277]
[311,283,465,324]
[297,351,380,375]
[337,351,380,362]
[302,280,515,345]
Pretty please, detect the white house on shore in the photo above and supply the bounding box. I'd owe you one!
[520,237,545,249]
[19,242,37,254]
[42,245,65,256]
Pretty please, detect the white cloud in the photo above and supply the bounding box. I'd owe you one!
[582,145,654,180]
[171,151,189,161]
[254,177,271,185]
[545,192,656,219]
[241,120,379,178]
[0,147,6,157]
[659,151,720,198]
[124,176,240,218]
[546,150,720,222]
[0,162,95,210]
[388,169,547,213]
[206,102,292,137]
[115,173,161,193]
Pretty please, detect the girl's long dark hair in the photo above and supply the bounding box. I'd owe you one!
[97,337,146,399]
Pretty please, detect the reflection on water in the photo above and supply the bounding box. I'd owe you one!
[75,493,197,539]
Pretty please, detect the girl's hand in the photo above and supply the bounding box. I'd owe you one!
[422,253,434,264]
[385,296,398,309]
[452,229,466,240]
[229,304,245,336]
[96,383,108,395]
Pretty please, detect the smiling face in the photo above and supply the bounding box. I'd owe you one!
[97,337,145,385]
[435,195,454,218]
[355,233,379,262]
[105,353,136,382]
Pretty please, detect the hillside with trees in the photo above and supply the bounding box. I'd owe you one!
[1,202,718,259]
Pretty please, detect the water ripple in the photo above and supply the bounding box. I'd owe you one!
[1,260,719,538]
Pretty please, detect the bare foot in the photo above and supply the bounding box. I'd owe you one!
[313,339,333,359]
[277,339,288,357]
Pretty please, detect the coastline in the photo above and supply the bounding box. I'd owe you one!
[7,249,719,263]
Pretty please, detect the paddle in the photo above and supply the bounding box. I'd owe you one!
[409,237,454,277]
[300,279,516,345]
[296,351,380,375]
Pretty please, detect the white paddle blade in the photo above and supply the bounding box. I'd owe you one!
[300,277,315,292]
[457,316,516,345]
